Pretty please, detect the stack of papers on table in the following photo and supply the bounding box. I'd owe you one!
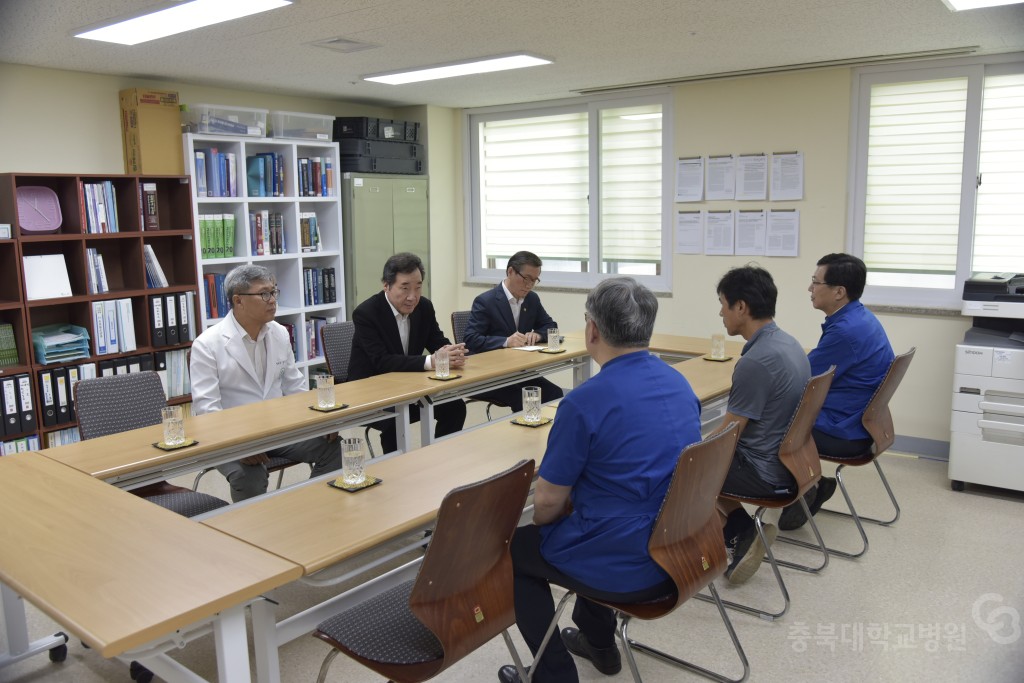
[32,324,91,364]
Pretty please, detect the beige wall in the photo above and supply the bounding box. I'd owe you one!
[0,62,963,446]
[453,68,965,447]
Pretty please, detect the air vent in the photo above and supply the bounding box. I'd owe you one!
[311,37,380,54]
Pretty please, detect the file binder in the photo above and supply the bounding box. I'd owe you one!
[98,359,116,376]
[104,299,120,355]
[2,376,20,434]
[140,354,155,371]
[67,365,80,422]
[53,367,70,424]
[93,301,107,355]
[39,369,57,427]
[16,373,35,433]
[165,293,180,346]
[150,295,167,347]
[127,355,142,373]
[177,292,191,342]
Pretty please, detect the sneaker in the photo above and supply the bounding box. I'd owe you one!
[808,477,837,516]
[725,523,778,585]
[561,627,621,675]
[777,488,815,531]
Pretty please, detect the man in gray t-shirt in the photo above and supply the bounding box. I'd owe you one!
[708,265,810,585]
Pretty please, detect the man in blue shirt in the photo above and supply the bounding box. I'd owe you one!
[497,277,702,683]
[779,253,894,530]
[710,266,811,585]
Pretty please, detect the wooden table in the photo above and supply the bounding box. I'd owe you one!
[0,454,302,682]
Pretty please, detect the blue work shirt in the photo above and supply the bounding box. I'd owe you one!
[538,350,702,593]
[808,301,894,440]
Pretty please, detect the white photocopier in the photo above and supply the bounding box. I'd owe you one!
[949,273,1024,492]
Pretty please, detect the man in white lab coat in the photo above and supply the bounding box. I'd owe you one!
[190,264,341,501]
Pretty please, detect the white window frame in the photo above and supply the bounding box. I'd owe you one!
[464,90,674,292]
[848,53,1024,309]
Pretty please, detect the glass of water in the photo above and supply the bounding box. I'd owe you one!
[316,374,335,409]
[434,348,450,378]
[547,327,561,351]
[522,386,542,424]
[161,405,185,446]
[711,333,727,360]
[341,437,366,486]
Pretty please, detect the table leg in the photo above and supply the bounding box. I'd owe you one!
[395,403,413,453]
[420,398,435,446]
[251,599,281,683]
[213,604,251,683]
[0,583,67,670]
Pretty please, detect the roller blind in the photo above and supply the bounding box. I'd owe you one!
[974,73,1024,273]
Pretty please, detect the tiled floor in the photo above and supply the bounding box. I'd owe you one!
[3,439,1023,682]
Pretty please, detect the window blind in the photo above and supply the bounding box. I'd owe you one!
[974,73,1024,273]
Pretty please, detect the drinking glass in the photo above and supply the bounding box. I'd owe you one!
[711,333,727,360]
[316,374,335,408]
[547,327,561,351]
[161,405,185,446]
[341,437,366,486]
[435,348,450,378]
[522,386,542,424]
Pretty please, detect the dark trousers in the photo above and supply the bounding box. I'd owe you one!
[812,427,873,459]
[374,399,467,454]
[510,525,674,683]
[472,377,563,412]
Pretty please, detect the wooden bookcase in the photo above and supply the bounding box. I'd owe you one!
[0,173,200,450]
[182,133,346,383]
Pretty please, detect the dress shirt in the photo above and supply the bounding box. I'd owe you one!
[503,281,523,333]
[386,298,431,370]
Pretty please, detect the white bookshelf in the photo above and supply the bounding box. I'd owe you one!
[183,133,346,382]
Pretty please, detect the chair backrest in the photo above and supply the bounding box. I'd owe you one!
[409,459,535,675]
[862,348,915,457]
[777,367,835,498]
[638,422,740,616]
[321,320,356,383]
[74,371,167,441]
[450,310,471,346]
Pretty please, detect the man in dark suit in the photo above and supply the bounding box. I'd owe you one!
[348,252,468,454]
[464,251,563,411]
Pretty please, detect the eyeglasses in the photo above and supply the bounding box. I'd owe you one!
[237,288,281,303]
[583,311,592,323]
[514,268,540,286]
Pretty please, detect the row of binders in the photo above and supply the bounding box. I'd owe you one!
[303,266,337,306]
[92,298,138,356]
[2,434,40,455]
[150,293,197,348]
[1,373,36,438]
[199,213,238,259]
[46,427,80,449]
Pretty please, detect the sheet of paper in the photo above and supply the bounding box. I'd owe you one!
[675,157,704,202]
[511,346,544,351]
[675,211,703,254]
[770,152,804,201]
[735,154,768,201]
[705,155,735,200]
[704,210,735,255]
[736,209,767,256]
[766,209,800,257]
[23,254,72,300]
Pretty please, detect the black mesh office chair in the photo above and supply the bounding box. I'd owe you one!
[451,310,508,420]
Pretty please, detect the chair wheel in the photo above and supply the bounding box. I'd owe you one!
[951,480,965,492]
[48,632,69,662]
[130,660,155,682]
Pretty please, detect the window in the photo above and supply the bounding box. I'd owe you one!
[466,93,672,290]
[850,56,1024,307]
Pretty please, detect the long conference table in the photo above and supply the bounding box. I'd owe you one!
[2,333,739,682]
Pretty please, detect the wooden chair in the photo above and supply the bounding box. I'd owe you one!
[311,459,536,683]
[450,310,509,420]
[74,371,229,517]
[320,320,376,457]
[523,424,749,683]
[781,348,915,560]
[707,367,835,621]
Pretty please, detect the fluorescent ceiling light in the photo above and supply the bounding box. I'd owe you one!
[364,54,552,85]
[75,0,292,46]
[941,0,1023,10]
[621,113,663,120]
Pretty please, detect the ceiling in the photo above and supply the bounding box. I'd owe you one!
[1,0,1022,110]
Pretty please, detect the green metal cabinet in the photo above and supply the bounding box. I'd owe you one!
[341,173,429,313]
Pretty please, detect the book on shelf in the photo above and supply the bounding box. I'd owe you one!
[246,155,266,197]
[83,181,119,234]
[103,299,120,355]
[46,427,81,448]
[194,151,208,197]
[116,298,138,351]
[156,348,191,399]
[141,182,159,230]
[0,323,19,367]
[86,248,110,294]
[203,273,228,319]
[300,212,321,252]
[143,244,169,287]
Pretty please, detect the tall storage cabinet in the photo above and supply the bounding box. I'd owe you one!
[0,172,199,451]
[183,134,345,383]
[341,173,429,313]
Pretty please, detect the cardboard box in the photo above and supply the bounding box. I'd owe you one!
[120,88,184,175]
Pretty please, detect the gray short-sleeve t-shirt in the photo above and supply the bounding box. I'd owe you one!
[727,322,811,486]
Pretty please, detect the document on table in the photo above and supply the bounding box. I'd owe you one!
[706,155,735,200]
[735,154,767,201]
[766,209,800,257]
[675,157,704,202]
[770,152,804,201]
[511,346,545,351]
[675,211,703,254]
[704,211,735,255]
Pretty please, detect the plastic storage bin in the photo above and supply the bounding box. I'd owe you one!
[184,104,268,137]
[269,111,333,141]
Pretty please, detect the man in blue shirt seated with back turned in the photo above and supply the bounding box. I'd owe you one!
[778,253,895,530]
[497,277,702,683]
